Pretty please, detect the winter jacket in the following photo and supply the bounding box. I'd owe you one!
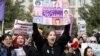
[0,43,15,56]
[62,52,74,56]
[62,48,81,56]
[13,46,39,56]
[27,46,39,56]
[32,23,70,56]
[73,48,81,56]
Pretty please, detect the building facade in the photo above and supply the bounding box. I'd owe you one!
[69,0,92,19]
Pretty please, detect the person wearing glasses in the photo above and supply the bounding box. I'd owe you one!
[32,23,71,56]
[89,36,97,43]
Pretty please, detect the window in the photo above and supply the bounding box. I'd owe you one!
[69,8,75,15]
[68,0,75,6]
[80,0,85,5]
[85,0,92,4]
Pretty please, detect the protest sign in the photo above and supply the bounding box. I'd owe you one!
[32,0,72,25]
[81,43,100,56]
[0,0,5,21]
[77,19,86,35]
[13,20,33,35]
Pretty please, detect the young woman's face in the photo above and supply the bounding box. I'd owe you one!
[17,36,24,45]
[47,31,56,45]
[87,48,94,56]
[2,36,12,47]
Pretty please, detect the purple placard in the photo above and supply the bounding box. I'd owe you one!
[0,0,5,21]
[43,8,63,17]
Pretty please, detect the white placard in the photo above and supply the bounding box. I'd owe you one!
[81,43,100,56]
[13,20,33,35]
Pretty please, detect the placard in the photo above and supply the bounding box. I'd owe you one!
[14,20,33,35]
[81,43,100,56]
[32,0,72,25]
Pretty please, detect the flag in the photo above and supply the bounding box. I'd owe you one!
[0,0,5,21]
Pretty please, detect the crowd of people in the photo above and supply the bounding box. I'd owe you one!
[0,23,100,56]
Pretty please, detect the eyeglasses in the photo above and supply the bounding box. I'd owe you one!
[90,41,97,43]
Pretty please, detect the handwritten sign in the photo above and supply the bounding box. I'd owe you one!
[14,20,33,35]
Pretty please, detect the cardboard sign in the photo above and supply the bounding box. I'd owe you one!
[32,0,72,25]
[14,20,33,35]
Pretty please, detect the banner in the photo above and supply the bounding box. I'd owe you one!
[0,0,5,21]
[13,20,33,35]
[32,0,72,25]
[81,43,100,56]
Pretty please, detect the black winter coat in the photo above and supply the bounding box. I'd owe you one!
[15,46,39,56]
[62,48,81,56]
[73,48,81,56]
[32,23,70,56]
[62,52,74,56]
[26,46,39,56]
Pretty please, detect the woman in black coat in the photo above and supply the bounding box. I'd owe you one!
[13,35,39,56]
[32,23,71,56]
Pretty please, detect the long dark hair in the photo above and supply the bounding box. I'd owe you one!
[1,33,12,48]
[1,34,12,41]
[84,46,95,56]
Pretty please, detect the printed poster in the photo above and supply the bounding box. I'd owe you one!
[32,0,72,25]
